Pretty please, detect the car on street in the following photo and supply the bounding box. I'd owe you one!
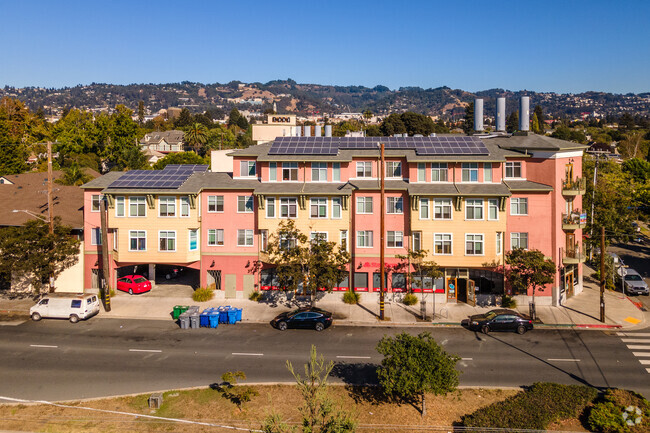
[619,268,649,296]
[461,309,533,334]
[271,307,333,331]
[116,275,152,295]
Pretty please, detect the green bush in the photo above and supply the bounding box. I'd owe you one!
[402,293,418,306]
[249,291,263,302]
[501,294,517,308]
[192,287,214,302]
[342,291,360,304]
[462,382,598,430]
[589,389,650,433]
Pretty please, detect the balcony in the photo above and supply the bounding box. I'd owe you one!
[562,177,586,196]
[562,211,586,230]
[562,243,586,265]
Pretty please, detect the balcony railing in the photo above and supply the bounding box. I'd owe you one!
[562,177,586,195]
[562,243,586,265]
[562,211,587,230]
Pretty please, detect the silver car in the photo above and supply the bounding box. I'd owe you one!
[621,269,649,296]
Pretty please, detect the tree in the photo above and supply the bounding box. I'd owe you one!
[137,100,145,125]
[174,108,192,128]
[363,110,373,121]
[531,113,541,134]
[184,122,208,152]
[376,332,460,417]
[401,112,436,136]
[228,108,242,129]
[0,143,28,175]
[533,105,545,133]
[152,151,207,170]
[104,105,143,170]
[462,102,474,135]
[379,113,406,136]
[237,114,249,131]
[56,163,94,186]
[217,371,258,410]
[506,111,519,133]
[622,158,650,183]
[618,131,647,159]
[505,248,555,316]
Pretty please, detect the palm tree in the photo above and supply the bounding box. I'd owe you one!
[56,164,93,186]
[184,123,208,152]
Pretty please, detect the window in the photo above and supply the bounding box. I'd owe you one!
[340,230,348,251]
[462,163,479,182]
[310,232,328,242]
[159,231,176,251]
[466,199,484,220]
[129,196,146,217]
[189,229,198,251]
[282,163,298,181]
[419,198,429,219]
[91,227,101,245]
[311,162,327,181]
[354,272,368,290]
[180,196,190,217]
[434,198,452,220]
[310,198,327,218]
[356,161,372,178]
[488,199,499,220]
[496,232,502,255]
[387,231,403,248]
[208,196,224,212]
[505,162,522,178]
[208,229,224,246]
[386,161,401,178]
[240,160,256,177]
[392,273,406,291]
[266,197,276,218]
[112,228,118,250]
[431,163,448,182]
[511,232,529,249]
[332,197,342,219]
[417,163,426,182]
[412,231,422,251]
[387,197,403,214]
[115,196,125,217]
[466,234,484,255]
[269,162,277,181]
[280,197,297,218]
[434,233,452,255]
[333,163,341,182]
[260,229,268,251]
[91,194,101,212]
[484,163,493,182]
[129,230,146,251]
[159,197,176,217]
[237,196,254,213]
[280,234,296,249]
[357,196,373,214]
[357,230,373,248]
[237,229,254,246]
[511,197,528,215]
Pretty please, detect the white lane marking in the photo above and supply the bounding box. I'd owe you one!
[627,345,650,350]
[618,332,650,337]
[232,352,263,356]
[632,352,650,357]
[461,358,473,361]
[336,356,371,359]
[548,358,581,362]
[129,349,162,353]
[640,360,650,365]
[621,338,650,343]
[30,344,58,348]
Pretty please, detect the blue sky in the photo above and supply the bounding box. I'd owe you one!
[1,0,648,93]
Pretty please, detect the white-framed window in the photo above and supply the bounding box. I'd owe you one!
[488,198,499,220]
[387,231,403,248]
[511,197,528,215]
[311,162,327,181]
[240,160,256,177]
[129,196,146,217]
[260,229,268,251]
[180,196,190,217]
[387,197,403,214]
[112,228,118,250]
[465,234,484,255]
[357,196,373,214]
[340,230,348,251]
[159,231,176,252]
[159,197,176,217]
[189,229,198,251]
[129,230,146,251]
[207,195,224,212]
[208,229,224,246]
[269,162,277,181]
[434,233,452,255]
[282,162,298,181]
[310,197,327,218]
[412,231,422,251]
[462,163,479,182]
[280,234,297,250]
[237,229,254,246]
[266,197,276,218]
[280,197,297,218]
[91,227,102,245]
[356,161,372,178]
[419,198,429,219]
[431,163,448,182]
[434,198,452,220]
[115,196,125,217]
[505,161,522,178]
[332,197,342,219]
[511,232,529,250]
[310,232,328,242]
[484,163,493,182]
[417,163,426,182]
[357,230,373,248]
[466,199,484,220]
[237,195,254,213]
[386,161,402,178]
[496,232,502,255]
[91,194,101,212]
[333,163,341,182]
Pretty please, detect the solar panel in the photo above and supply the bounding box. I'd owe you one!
[107,164,209,189]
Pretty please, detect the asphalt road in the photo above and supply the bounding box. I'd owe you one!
[608,240,650,311]
[0,318,648,402]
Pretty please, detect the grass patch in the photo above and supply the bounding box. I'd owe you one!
[588,389,650,433]
[192,287,214,302]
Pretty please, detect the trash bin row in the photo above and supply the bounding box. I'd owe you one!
[176,305,242,329]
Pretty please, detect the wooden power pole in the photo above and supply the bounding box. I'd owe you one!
[379,143,385,321]
[599,226,605,323]
[47,142,55,292]
[100,198,112,312]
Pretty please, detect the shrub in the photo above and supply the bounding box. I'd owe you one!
[342,291,360,304]
[249,291,263,302]
[402,293,418,306]
[501,294,517,308]
[192,287,214,302]
[218,371,258,410]
[462,382,598,430]
[589,389,650,433]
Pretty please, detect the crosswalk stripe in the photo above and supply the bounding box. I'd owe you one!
[627,345,650,350]
[617,332,650,337]
[632,352,650,357]
[640,360,650,365]
[622,338,650,343]
[647,368,650,374]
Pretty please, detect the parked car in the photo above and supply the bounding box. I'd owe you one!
[116,275,152,295]
[461,309,533,334]
[271,307,333,331]
[619,268,649,296]
[30,293,100,323]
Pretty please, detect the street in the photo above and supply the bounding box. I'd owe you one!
[0,318,648,402]
[608,240,650,312]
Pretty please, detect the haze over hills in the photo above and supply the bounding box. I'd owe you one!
[2,80,649,119]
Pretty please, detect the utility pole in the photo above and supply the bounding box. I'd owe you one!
[47,141,55,292]
[100,198,112,312]
[589,154,599,261]
[379,143,385,321]
[600,226,605,323]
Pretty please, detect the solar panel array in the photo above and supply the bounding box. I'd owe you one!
[108,164,209,189]
[268,136,488,155]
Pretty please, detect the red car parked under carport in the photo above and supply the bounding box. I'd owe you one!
[116,275,151,295]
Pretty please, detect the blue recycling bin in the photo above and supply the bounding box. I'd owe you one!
[200,312,210,327]
[208,313,219,328]
[218,307,229,324]
[235,308,242,322]
[227,309,237,324]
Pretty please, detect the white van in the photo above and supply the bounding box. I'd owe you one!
[30,293,101,323]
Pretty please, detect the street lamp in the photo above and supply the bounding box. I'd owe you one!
[12,209,48,222]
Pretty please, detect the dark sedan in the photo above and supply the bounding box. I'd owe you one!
[461,309,533,334]
[271,307,333,331]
